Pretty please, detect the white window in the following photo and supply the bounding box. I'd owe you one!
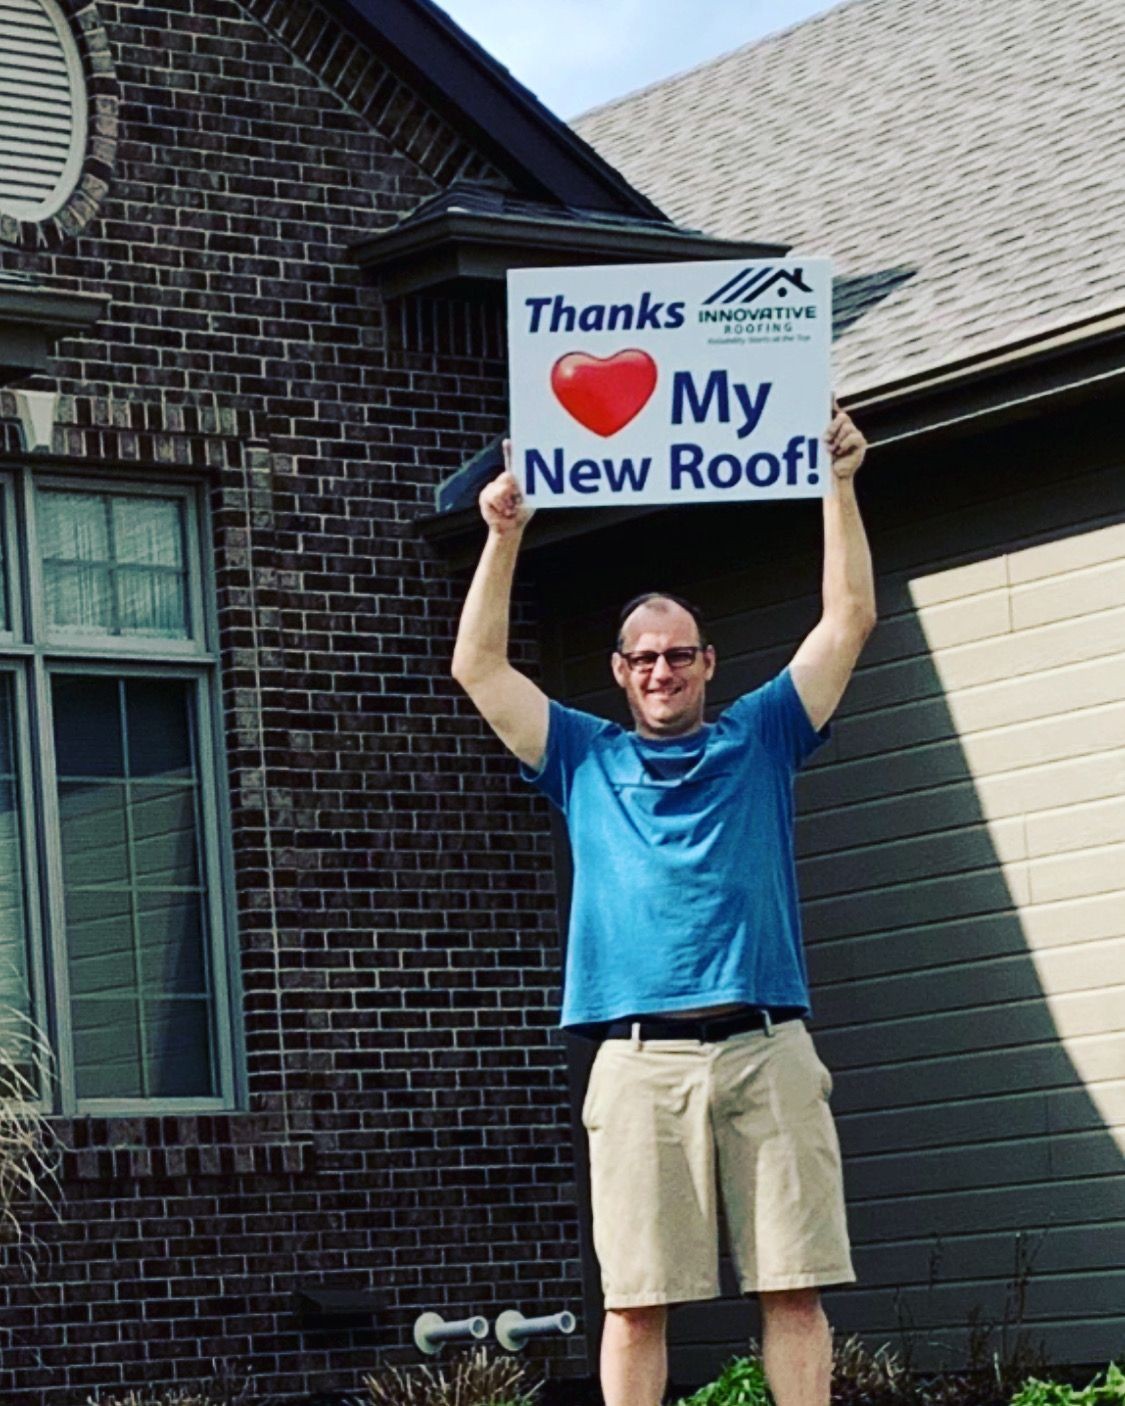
[0,474,238,1113]
[0,0,88,221]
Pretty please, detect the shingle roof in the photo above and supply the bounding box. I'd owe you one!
[572,0,1125,396]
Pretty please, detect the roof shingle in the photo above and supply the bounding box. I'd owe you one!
[572,0,1125,395]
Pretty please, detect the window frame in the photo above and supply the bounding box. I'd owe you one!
[0,467,240,1115]
[0,476,24,646]
[0,660,51,1099]
[27,475,209,659]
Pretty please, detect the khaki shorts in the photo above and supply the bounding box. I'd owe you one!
[582,1019,855,1307]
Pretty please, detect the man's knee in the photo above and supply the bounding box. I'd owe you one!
[759,1287,825,1330]
[605,1304,668,1341]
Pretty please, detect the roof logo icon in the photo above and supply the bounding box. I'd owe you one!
[703,267,813,305]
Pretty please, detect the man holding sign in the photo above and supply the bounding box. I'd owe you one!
[451,395,873,1406]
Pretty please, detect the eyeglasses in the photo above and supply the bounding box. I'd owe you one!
[617,646,709,673]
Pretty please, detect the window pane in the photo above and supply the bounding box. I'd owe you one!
[0,492,9,634]
[53,676,217,1101]
[117,567,187,638]
[38,490,189,641]
[71,998,143,1100]
[127,678,193,777]
[144,1000,212,1098]
[112,499,183,568]
[131,785,199,888]
[39,492,109,562]
[0,783,19,878]
[137,894,205,992]
[65,890,134,996]
[43,562,114,636]
[57,784,129,888]
[0,678,33,1087]
[0,684,10,777]
[53,677,124,778]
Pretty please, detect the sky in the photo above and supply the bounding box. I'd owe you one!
[434,0,846,119]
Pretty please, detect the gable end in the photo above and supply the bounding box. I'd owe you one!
[240,0,510,191]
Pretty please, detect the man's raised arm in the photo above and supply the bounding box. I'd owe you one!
[789,403,877,732]
[451,441,550,769]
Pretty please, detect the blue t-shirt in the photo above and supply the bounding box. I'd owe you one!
[520,668,828,1028]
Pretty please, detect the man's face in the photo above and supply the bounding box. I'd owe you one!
[611,600,716,739]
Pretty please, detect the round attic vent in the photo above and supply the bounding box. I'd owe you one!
[0,0,88,221]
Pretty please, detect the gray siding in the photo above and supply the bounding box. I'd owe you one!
[544,429,1125,1379]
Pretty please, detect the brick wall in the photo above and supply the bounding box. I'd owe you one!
[0,1,583,1399]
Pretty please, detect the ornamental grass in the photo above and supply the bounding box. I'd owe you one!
[364,1345,542,1406]
[0,1002,60,1259]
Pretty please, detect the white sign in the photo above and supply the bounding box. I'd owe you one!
[507,258,832,507]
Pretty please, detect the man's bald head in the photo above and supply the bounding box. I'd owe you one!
[615,592,708,653]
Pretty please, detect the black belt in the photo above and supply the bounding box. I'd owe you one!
[600,1006,805,1043]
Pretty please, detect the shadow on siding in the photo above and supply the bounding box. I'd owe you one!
[533,404,1125,1384]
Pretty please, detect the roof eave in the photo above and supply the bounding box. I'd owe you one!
[351,208,789,298]
[845,306,1125,442]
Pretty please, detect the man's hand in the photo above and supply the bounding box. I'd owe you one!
[827,401,866,482]
[479,439,535,536]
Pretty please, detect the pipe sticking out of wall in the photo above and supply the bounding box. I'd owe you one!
[413,1311,489,1356]
[495,1309,576,1352]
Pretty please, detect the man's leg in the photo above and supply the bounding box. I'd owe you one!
[759,1288,831,1406]
[600,1304,668,1406]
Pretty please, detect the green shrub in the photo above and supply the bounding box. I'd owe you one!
[672,1340,915,1406]
[1010,1363,1125,1406]
[674,1354,771,1406]
[671,1344,1125,1406]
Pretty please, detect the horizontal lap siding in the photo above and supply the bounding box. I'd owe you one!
[792,457,1125,1366]
[548,436,1125,1379]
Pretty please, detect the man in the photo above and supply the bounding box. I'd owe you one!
[451,404,874,1406]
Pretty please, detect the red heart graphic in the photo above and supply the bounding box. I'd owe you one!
[550,349,658,437]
